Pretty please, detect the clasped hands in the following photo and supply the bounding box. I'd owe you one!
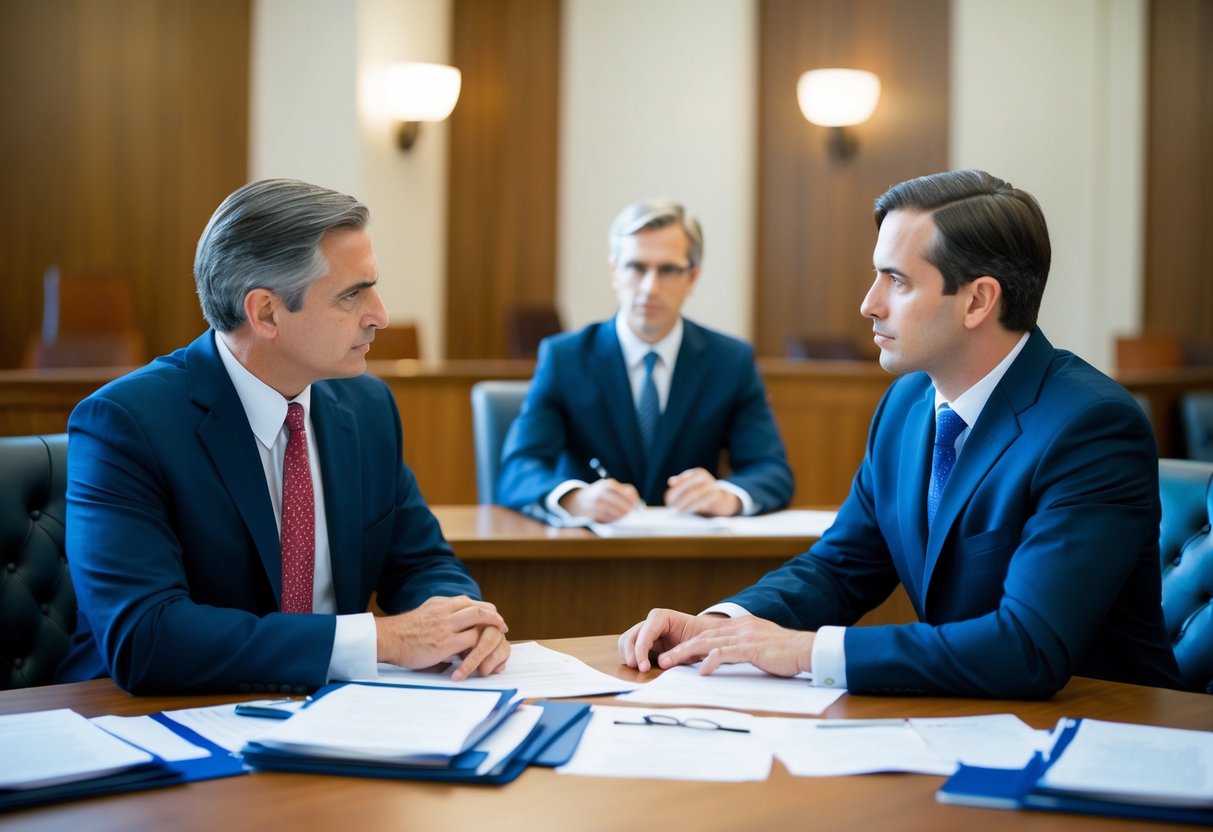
[560,467,741,523]
[375,595,510,681]
[618,608,815,678]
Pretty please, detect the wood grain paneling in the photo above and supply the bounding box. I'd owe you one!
[446,0,561,358]
[0,0,249,370]
[755,0,949,358]
[1145,0,1213,361]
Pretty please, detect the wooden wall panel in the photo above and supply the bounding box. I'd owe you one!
[1145,0,1213,361]
[755,0,949,358]
[0,0,249,370]
[446,0,561,358]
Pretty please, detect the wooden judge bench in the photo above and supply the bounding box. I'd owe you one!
[0,358,1209,639]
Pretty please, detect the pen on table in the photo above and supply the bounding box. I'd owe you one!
[815,719,907,729]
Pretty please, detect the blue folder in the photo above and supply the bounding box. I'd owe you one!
[936,719,1213,825]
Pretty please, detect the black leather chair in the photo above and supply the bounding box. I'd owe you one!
[470,381,530,504]
[0,434,74,689]
[1158,458,1213,693]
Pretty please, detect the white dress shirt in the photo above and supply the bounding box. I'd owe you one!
[545,314,755,519]
[709,332,1030,688]
[214,333,376,681]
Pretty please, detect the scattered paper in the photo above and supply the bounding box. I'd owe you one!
[91,714,211,762]
[0,709,154,790]
[557,705,771,781]
[373,641,642,698]
[618,662,845,715]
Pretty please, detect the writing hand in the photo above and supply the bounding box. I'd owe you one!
[559,478,641,522]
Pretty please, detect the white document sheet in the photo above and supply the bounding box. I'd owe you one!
[908,714,1046,770]
[373,640,642,698]
[759,714,1042,777]
[473,704,543,775]
[760,718,956,776]
[617,662,845,715]
[557,705,771,781]
[162,701,298,753]
[1037,718,1213,807]
[91,714,211,762]
[589,508,838,538]
[249,684,510,760]
[0,709,154,790]
[717,509,838,537]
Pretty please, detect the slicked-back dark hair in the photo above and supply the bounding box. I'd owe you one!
[874,169,1050,331]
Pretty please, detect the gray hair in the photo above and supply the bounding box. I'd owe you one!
[194,179,370,332]
[607,199,704,268]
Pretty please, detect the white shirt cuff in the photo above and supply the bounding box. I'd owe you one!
[715,480,756,515]
[544,479,591,522]
[327,612,377,681]
[700,601,750,618]
[811,625,847,689]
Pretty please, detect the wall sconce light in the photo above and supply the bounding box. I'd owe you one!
[366,62,462,152]
[796,68,881,161]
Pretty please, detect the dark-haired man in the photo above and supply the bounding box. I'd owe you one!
[620,169,1181,698]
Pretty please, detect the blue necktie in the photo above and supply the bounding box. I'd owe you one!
[927,405,967,526]
[637,352,660,460]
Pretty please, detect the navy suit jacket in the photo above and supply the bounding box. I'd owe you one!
[57,332,481,694]
[727,329,1181,697]
[497,318,793,514]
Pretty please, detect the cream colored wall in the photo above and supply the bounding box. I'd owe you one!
[251,0,1146,369]
[251,0,451,360]
[951,0,1146,371]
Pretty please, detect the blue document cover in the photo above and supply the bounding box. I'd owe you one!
[937,719,1213,825]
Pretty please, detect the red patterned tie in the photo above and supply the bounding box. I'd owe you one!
[280,402,315,613]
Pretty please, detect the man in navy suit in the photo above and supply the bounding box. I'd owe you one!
[620,170,1181,697]
[498,199,793,523]
[58,179,510,694]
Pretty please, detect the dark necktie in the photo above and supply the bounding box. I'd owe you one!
[928,405,967,526]
[280,402,315,613]
[637,351,660,460]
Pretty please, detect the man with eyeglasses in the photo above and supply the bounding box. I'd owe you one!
[497,199,793,524]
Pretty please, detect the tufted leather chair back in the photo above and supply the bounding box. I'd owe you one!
[0,434,74,689]
[1158,458,1213,693]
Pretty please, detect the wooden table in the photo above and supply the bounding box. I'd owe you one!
[431,506,914,640]
[1,635,1208,832]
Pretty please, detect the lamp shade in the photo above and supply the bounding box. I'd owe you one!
[367,62,461,122]
[796,69,881,127]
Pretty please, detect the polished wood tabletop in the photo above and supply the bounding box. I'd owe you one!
[1,635,1208,832]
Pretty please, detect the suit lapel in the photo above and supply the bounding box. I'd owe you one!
[921,329,1051,598]
[899,388,935,606]
[310,383,362,614]
[643,321,710,499]
[187,333,283,601]
[592,324,647,485]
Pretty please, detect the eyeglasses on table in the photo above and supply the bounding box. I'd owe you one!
[612,713,750,733]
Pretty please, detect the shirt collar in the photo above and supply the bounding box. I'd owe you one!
[213,331,313,450]
[935,331,1030,426]
[614,313,684,371]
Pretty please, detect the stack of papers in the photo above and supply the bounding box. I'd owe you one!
[937,717,1213,824]
[589,508,837,538]
[0,709,182,811]
[240,681,590,785]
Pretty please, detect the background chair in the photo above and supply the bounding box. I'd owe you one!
[0,434,74,689]
[1180,392,1213,463]
[504,303,562,359]
[22,266,146,369]
[470,380,530,504]
[1158,458,1213,693]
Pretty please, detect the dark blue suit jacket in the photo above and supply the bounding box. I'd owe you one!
[57,332,480,694]
[727,329,1181,697]
[498,318,793,514]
